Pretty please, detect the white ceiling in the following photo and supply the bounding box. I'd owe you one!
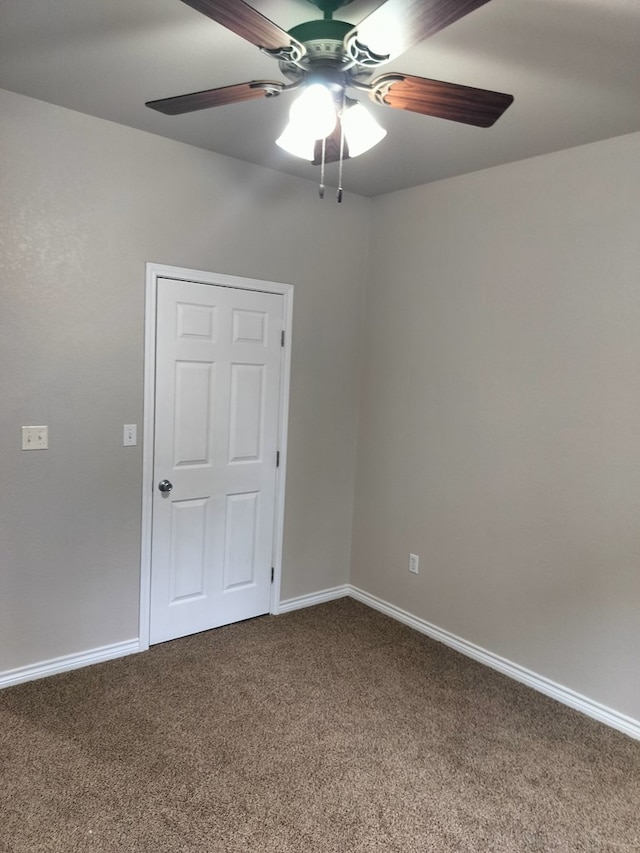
[1,0,639,197]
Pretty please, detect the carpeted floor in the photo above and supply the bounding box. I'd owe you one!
[0,598,638,852]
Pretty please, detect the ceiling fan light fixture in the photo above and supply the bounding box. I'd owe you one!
[148,0,516,197]
[341,103,387,157]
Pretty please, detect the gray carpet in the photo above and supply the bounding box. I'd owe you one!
[0,598,638,852]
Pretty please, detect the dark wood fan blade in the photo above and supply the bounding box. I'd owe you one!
[146,81,285,115]
[313,121,350,165]
[178,0,303,55]
[346,0,493,64]
[370,73,513,127]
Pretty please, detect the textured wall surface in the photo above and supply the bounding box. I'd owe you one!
[0,88,369,671]
[352,132,640,721]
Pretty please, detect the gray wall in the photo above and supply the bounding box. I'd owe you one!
[351,132,640,721]
[0,88,369,671]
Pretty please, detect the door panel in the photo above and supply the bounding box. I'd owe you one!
[169,498,208,602]
[150,278,283,644]
[174,361,215,465]
[229,363,265,462]
[223,491,260,589]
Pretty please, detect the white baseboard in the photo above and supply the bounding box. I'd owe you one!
[348,586,640,741]
[277,584,350,614]
[4,586,638,740]
[0,638,140,689]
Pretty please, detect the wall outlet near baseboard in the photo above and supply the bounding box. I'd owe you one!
[409,553,419,575]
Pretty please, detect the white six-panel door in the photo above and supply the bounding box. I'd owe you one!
[149,277,284,644]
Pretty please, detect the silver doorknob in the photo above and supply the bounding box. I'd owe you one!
[158,479,173,493]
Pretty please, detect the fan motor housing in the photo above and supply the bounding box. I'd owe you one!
[280,19,371,83]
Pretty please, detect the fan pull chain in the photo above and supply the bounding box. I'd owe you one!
[319,137,326,199]
[337,90,346,203]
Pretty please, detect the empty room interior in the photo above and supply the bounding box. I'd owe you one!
[1,0,639,849]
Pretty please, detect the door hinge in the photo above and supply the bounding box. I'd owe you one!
[281,330,285,347]
[276,450,280,468]
[271,567,274,583]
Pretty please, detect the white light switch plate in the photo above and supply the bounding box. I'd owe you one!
[22,425,48,450]
[123,424,137,446]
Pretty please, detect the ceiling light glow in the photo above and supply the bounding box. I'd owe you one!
[276,84,387,162]
[289,83,337,140]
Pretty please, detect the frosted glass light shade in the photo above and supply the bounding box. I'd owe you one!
[275,87,386,161]
[276,83,337,160]
[275,121,316,160]
[289,83,337,140]
[342,103,387,157]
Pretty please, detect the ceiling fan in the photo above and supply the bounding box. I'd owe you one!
[146,0,514,197]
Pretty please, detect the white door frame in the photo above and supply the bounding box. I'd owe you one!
[139,263,293,651]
